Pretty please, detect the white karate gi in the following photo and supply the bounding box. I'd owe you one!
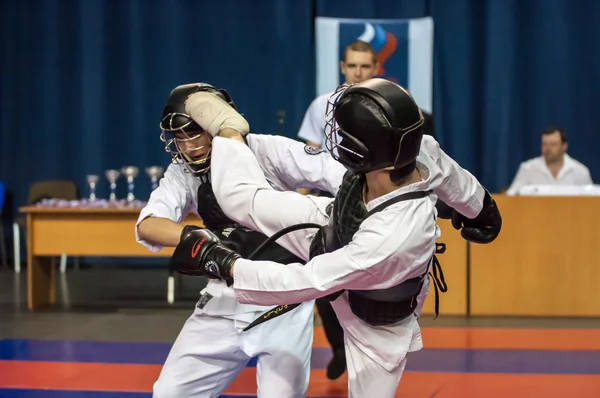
[210,134,485,398]
[136,133,343,398]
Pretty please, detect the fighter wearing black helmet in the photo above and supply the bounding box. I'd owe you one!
[168,78,502,397]
[137,83,349,398]
[159,83,237,176]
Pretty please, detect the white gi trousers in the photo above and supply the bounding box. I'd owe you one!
[152,299,315,398]
[330,292,423,398]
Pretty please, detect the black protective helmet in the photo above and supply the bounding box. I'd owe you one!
[324,78,424,181]
[160,83,236,175]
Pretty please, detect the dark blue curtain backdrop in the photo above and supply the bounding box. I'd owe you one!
[1,0,599,259]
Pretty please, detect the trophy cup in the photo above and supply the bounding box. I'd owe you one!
[86,174,99,201]
[145,166,164,191]
[121,166,139,203]
[105,169,121,201]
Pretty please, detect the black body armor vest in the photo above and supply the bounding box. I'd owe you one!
[309,171,447,326]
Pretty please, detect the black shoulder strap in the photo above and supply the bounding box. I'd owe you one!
[367,190,432,218]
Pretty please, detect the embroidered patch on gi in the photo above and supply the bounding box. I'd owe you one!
[304,145,325,155]
[196,293,214,309]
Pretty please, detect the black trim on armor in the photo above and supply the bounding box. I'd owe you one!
[247,223,322,260]
[366,190,432,216]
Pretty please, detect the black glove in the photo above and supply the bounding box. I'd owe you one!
[180,224,203,241]
[171,229,241,284]
[451,190,502,244]
[213,226,266,257]
[435,199,454,219]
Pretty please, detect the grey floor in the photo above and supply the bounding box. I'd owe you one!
[2,265,600,343]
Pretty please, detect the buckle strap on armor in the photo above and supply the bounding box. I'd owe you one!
[429,243,448,319]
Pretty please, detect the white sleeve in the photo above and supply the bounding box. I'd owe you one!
[247,133,345,196]
[421,135,485,218]
[581,166,593,184]
[233,202,437,305]
[297,96,326,146]
[211,136,332,260]
[135,163,194,252]
[505,164,529,196]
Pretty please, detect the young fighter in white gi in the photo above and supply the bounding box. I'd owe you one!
[136,83,345,398]
[169,78,502,398]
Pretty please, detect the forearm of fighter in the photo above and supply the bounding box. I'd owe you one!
[137,216,185,248]
[422,136,485,218]
[231,248,374,306]
[211,137,274,229]
[217,128,246,144]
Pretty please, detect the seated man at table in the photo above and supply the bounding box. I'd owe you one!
[506,127,593,195]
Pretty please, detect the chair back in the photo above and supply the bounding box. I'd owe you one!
[27,180,78,204]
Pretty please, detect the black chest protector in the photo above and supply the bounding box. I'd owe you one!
[309,171,447,326]
[196,175,239,232]
[196,175,303,264]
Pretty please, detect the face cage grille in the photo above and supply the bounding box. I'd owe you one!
[159,118,211,175]
[323,83,366,163]
[323,83,425,170]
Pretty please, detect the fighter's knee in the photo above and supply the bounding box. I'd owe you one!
[152,379,181,398]
[257,386,308,398]
[153,378,218,398]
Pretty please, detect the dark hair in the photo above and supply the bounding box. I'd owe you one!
[542,127,567,143]
[342,40,378,64]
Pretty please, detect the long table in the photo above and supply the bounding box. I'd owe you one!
[21,196,600,317]
[19,206,201,310]
[469,195,600,317]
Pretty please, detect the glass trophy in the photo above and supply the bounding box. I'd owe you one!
[86,174,99,201]
[121,166,139,203]
[105,169,120,201]
[145,166,164,191]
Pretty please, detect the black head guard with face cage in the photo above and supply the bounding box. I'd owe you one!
[160,83,237,175]
[324,78,424,181]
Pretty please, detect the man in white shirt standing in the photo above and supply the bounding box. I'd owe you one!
[506,128,593,195]
[298,40,379,149]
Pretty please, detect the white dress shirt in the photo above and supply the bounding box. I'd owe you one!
[298,89,345,148]
[506,154,593,195]
[297,92,331,146]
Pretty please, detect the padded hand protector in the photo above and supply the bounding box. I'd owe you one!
[185,92,249,137]
[451,190,502,244]
[171,229,241,284]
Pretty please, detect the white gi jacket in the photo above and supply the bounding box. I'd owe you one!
[135,133,343,324]
[210,134,485,370]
